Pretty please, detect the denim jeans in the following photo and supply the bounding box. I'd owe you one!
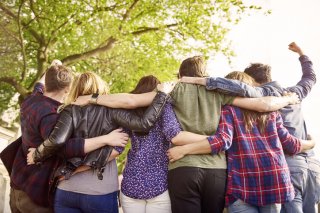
[228,199,281,213]
[54,188,118,213]
[281,155,320,213]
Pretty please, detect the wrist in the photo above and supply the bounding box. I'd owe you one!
[89,93,99,104]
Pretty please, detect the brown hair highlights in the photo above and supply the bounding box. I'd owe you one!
[225,71,269,133]
[244,63,272,84]
[178,56,207,78]
[45,65,72,92]
[131,75,160,94]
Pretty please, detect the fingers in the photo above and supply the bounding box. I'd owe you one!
[283,91,300,104]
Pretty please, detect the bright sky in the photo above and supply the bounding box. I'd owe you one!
[207,0,320,154]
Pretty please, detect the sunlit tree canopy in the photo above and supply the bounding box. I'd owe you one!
[0,0,261,126]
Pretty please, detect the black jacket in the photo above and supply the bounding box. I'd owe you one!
[33,92,169,179]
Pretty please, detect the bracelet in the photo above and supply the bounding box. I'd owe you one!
[89,93,99,104]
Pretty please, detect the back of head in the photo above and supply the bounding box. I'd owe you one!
[131,75,160,94]
[65,72,109,105]
[244,63,272,85]
[45,65,72,93]
[178,56,207,78]
[225,71,256,86]
[225,71,268,133]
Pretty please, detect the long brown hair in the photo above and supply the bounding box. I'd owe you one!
[225,71,269,133]
[131,75,160,94]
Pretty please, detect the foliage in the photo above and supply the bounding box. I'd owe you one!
[0,0,261,126]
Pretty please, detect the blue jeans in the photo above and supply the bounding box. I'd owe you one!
[281,155,320,213]
[54,188,119,213]
[228,199,281,213]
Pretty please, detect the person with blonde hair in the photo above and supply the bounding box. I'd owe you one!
[179,42,319,213]
[28,71,174,213]
[167,71,315,213]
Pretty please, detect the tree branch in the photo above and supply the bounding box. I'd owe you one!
[131,23,179,36]
[119,0,139,31]
[61,37,117,65]
[0,23,21,44]
[0,77,29,96]
[0,2,43,43]
[18,0,27,81]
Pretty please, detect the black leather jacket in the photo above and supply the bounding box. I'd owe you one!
[34,92,169,179]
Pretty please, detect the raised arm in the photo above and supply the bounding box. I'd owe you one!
[231,92,299,112]
[286,42,316,100]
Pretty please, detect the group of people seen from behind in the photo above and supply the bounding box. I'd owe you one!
[6,42,319,213]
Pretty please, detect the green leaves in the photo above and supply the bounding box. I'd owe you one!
[0,0,261,126]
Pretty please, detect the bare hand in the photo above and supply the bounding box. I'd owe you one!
[180,77,206,85]
[283,91,300,105]
[104,128,129,147]
[72,95,92,106]
[157,81,177,94]
[27,148,36,165]
[288,42,303,56]
[167,146,187,162]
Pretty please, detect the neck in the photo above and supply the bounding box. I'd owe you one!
[44,91,65,103]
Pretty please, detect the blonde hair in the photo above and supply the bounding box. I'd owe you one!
[225,71,269,133]
[64,72,109,105]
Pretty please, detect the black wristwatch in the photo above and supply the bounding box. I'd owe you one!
[89,93,99,104]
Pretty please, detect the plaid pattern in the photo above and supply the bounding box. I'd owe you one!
[207,105,301,206]
[10,83,85,206]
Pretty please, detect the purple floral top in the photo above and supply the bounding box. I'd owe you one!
[121,103,181,199]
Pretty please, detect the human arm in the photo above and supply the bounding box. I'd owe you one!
[31,107,129,163]
[111,82,176,132]
[231,92,299,112]
[180,76,265,98]
[286,42,316,100]
[300,134,315,153]
[111,92,169,132]
[275,112,302,154]
[167,140,211,162]
[74,92,156,108]
[167,106,235,162]
[171,131,207,145]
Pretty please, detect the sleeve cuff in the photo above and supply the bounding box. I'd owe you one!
[299,55,311,63]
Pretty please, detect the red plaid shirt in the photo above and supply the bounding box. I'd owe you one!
[10,83,85,206]
[207,105,301,206]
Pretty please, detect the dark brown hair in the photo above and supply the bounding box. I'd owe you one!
[178,56,207,78]
[244,63,272,84]
[45,65,72,92]
[131,75,160,94]
[225,71,269,133]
